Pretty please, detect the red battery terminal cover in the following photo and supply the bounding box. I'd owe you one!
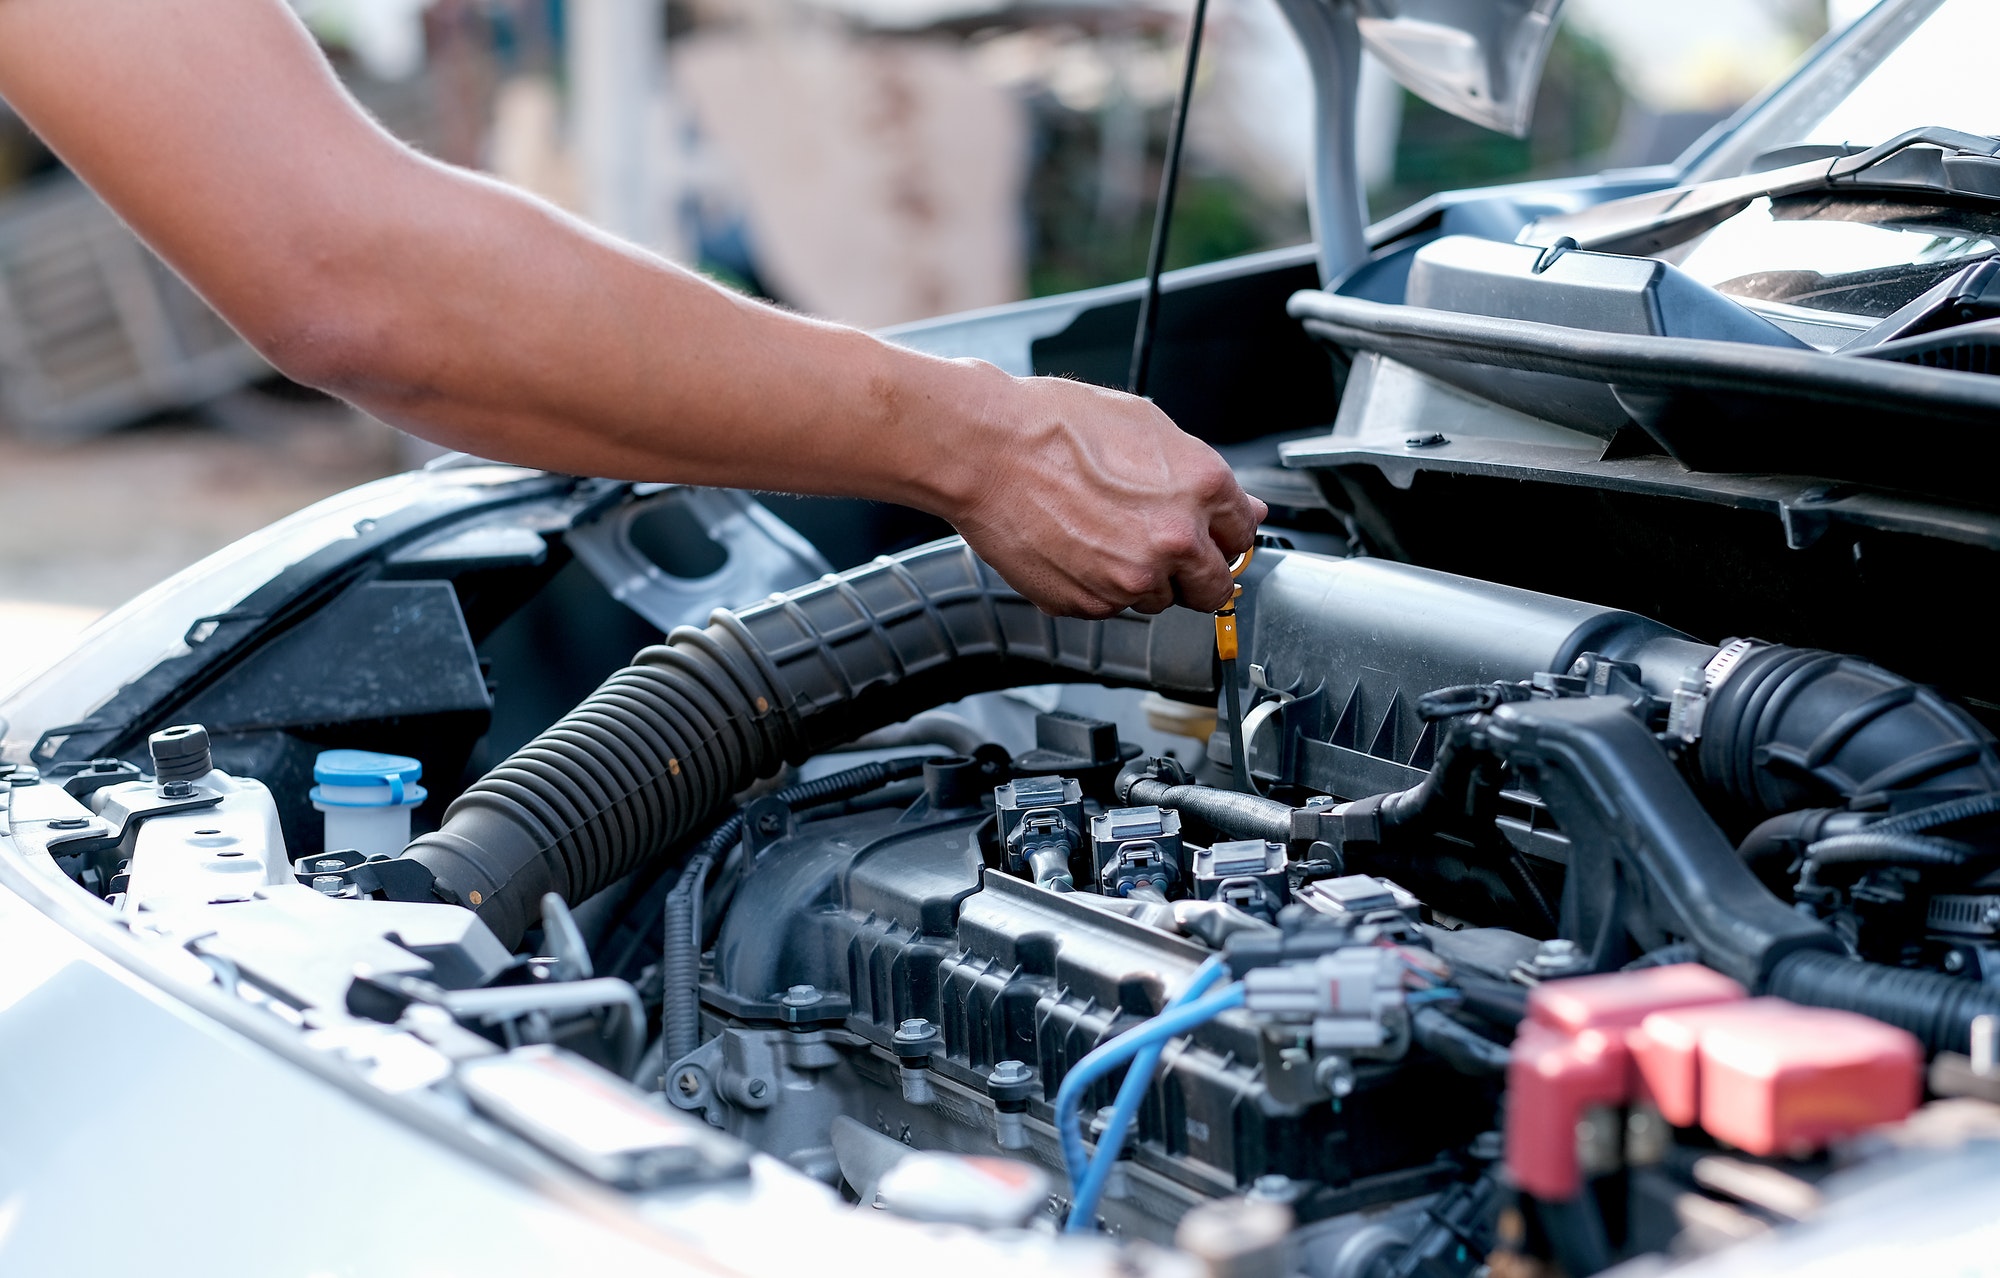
[1504,964,1922,1199]
[1628,998,1922,1157]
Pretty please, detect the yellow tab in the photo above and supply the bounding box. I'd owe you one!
[1214,610,1239,661]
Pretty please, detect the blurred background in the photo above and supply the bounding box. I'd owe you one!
[0,0,1876,674]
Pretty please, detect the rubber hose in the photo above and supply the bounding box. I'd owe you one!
[1873,790,2000,835]
[405,538,1215,947]
[1765,948,2000,1054]
[1800,830,1994,884]
[661,757,926,1064]
[1737,808,1847,885]
[1116,771,1294,842]
[1412,1006,1512,1076]
[1699,645,2000,819]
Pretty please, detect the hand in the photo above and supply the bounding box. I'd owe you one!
[943,371,1267,618]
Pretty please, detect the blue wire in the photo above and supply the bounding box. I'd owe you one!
[1064,956,1230,1233]
[1057,968,1243,1234]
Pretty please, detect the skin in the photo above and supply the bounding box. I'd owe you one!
[0,0,1265,617]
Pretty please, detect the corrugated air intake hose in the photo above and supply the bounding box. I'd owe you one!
[401,537,1217,948]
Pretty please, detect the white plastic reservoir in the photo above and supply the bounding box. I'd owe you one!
[310,749,426,858]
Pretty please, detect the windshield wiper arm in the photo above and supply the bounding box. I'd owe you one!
[1525,127,2000,258]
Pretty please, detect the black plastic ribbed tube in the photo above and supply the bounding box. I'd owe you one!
[403,538,1215,948]
[1766,949,2000,1054]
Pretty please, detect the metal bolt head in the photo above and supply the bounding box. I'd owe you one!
[1532,938,1586,977]
[894,1018,935,1043]
[159,780,196,799]
[989,1059,1031,1085]
[1248,1174,1297,1203]
[746,1079,769,1098]
[1985,902,2000,927]
[1314,1055,1356,1098]
[1945,950,1968,974]
[310,874,345,896]
[756,811,784,836]
[315,858,346,873]
[675,1070,702,1097]
[780,984,822,1007]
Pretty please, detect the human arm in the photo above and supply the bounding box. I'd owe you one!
[0,0,1264,615]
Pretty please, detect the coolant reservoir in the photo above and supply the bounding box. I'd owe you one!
[311,749,425,858]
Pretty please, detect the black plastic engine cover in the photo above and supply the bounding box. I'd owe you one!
[707,800,1494,1201]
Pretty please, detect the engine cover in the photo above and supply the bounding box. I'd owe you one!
[693,798,1495,1230]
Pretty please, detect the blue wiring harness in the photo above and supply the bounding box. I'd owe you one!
[1056,954,1238,1233]
[1056,944,1453,1233]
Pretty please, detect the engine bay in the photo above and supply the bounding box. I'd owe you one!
[6,477,2000,1277]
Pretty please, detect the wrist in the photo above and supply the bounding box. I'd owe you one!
[870,346,1016,523]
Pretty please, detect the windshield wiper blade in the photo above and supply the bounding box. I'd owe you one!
[1525,127,2000,258]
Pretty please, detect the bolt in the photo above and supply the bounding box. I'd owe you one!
[159,780,196,799]
[780,984,822,1008]
[756,811,784,836]
[1985,902,2000,927]
[746,1079,769,1099]
[1404,432,1449,449]
[675,1070,702,1097]
[1315,1055,1356,1098]
[313,857,345,872]
[1532,938,1585,977]
[894,1018,935,1043]
[1248,1174,1297,1203]
[989,1059,1031,1086]
[311,874,345,896]
[1944,950,1967,974]
[48,817,89,830]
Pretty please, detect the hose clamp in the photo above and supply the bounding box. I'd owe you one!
[1702,638,1758,693]
[1666,640,1759,746]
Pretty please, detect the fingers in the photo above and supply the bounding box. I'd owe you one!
[1167,541,1234,613]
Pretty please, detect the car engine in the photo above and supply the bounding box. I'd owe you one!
[7,476,2000,1277]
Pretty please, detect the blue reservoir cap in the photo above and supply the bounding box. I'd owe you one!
[312,750,425,808]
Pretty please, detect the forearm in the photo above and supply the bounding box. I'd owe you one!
[0,0,1261,618]
[293,156,994,517]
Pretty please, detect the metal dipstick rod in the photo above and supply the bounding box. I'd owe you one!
[1216,548,1254,792]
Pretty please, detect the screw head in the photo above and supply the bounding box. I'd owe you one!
[780,984,822,1007]
[989,1059,1031,1085]
[675,1070,702,1096]
[746,1079,768,1098]
[1248,1174,1296,1202]
[1315,1056,1356,1098]
[894,1018,935,1042]
[310,874,345,896]
[1532,938,1585,976]
[159,780,196,799]
[756,811,784,836]
[315,858,346,873]
[48,817,89,830]
[1944,950,1968,974]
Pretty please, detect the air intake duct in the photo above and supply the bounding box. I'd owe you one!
[402,538,1215,947]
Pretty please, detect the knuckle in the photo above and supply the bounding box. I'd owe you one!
[1156,523,1203,562]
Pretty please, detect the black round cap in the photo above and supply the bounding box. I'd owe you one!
[149,724,213,784]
